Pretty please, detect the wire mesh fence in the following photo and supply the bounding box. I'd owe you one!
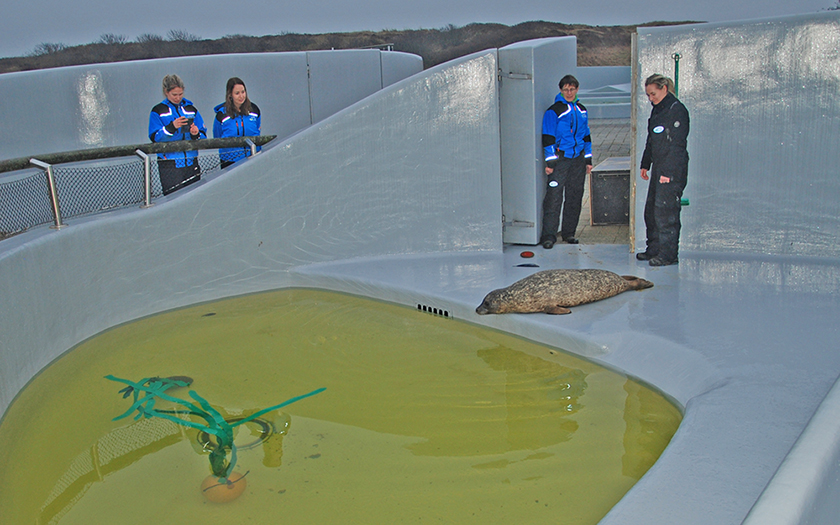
[0,151,223,237]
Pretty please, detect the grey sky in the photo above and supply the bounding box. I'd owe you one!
[1,0,834,59]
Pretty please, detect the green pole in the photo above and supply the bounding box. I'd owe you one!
[671,52,688,206]
[672,53,681,98]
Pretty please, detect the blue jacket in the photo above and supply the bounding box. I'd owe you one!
[213,102,261,165]
[541,93,592,165]
[148,98,207,167]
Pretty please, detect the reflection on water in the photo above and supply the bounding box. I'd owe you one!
[0,289,681,524]
[474,346,586,452]
[622,380,679,479]
[38,417,184,523]
[38,404,292,524]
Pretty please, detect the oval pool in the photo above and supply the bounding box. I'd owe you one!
[0,289,681,524]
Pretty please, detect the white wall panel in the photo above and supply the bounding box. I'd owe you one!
[498,37,577,245]
[0,50,422,161]
[634,13,840,258]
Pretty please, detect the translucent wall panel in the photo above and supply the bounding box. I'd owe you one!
[381,51,424,87]
[575,66,631,89]
[576,66,631,119]
[635,13,840,258]
[0,50,501,415]
[0,50,422,161]
[308,50,385,123]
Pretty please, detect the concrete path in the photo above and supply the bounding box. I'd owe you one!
[576,118,632,245]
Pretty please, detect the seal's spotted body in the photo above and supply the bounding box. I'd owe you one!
[475,269,653,315]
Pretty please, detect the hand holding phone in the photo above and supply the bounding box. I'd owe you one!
[182,118,194,134]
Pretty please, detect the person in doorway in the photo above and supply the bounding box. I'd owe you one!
[213,77,262,169]
[148,74,207,195]
[637,73,690,266]
[539,74,593,249]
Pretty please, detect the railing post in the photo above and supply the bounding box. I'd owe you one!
[135,149,153,208]
[29,158,65,229]
[245,138,257,158]
[672,52,681,98]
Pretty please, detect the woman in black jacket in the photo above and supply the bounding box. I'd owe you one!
[636,74,690,266]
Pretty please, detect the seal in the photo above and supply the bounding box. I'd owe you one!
[475,269,653,315]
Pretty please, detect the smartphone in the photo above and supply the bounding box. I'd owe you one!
[182,118,194,133]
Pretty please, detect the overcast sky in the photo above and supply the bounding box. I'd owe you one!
[1,0,835,59]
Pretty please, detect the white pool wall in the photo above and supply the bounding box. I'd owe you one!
[743,373,840,524]
[0,50,423,161]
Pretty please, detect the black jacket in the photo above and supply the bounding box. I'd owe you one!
[640,92,689,182]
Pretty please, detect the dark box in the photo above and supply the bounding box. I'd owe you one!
[589,156,630,225]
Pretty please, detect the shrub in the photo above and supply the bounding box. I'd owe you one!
[30,42,66,56]
[167,29,201,42]
[136,33,164,43]
[99,33,127,45]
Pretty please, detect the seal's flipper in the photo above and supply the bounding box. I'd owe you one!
[545,305,572,315]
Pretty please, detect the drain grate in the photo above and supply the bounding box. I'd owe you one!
[417,304,451,318]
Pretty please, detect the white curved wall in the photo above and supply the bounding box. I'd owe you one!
[743,373,840,524]
[0,50,423,160]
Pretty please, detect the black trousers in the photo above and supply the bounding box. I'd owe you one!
[158,160,201,196]
[540,154,587,242]
[643,176,685,261]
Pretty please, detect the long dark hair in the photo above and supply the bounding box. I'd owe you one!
[224,77,252,116]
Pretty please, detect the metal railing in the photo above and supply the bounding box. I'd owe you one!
[0,136,275,237]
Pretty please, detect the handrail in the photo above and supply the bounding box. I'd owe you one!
[359,43,395,51]
[0,135,276,175]
[134,149,153,208]
[28,158,65,229]
[245,138,257,158]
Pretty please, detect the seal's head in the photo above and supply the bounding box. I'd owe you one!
[475,290,505,315]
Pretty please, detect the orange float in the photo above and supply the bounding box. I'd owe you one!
[201,471,248,503]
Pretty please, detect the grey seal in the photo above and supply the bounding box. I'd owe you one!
[475,269,653,315]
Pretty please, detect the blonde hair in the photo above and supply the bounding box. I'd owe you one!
[162,74,184,96]
[645,74,675,95]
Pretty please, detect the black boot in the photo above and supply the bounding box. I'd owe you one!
[540,235,556,249]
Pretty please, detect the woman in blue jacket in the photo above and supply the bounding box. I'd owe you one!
[213,77,261,168]
[148,74,207,195]
[539,74,593,248]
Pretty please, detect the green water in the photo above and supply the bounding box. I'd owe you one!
[0,289,681,524]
